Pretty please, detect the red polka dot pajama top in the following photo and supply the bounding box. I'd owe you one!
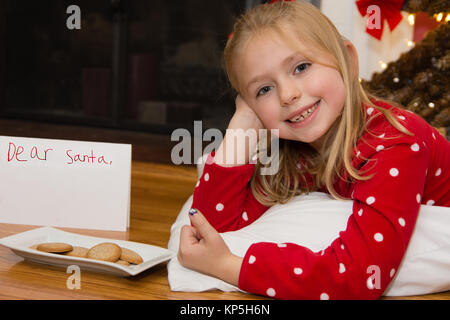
[192,100,450,299]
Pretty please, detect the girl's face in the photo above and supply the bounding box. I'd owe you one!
[239,30,347,151]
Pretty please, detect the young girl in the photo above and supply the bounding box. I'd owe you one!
[177,0,450,299]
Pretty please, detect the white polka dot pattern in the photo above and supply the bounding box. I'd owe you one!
[374,233,384,242]
[411,143,420,152]
[390,268,396,278]
[294,267,303,275]
[320,293,329,300]
[266,288,276,297]
[389,168,399,177]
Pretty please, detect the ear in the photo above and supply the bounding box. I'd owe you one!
[343,40,359,80]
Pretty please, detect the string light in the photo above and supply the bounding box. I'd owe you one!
[408,14,415,25]
[446,14,450,22]
[435,12,444,22]
[379,61,387,70]
[406,39,415,47]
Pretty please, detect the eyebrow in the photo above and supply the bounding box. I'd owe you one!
[245,52,305,92]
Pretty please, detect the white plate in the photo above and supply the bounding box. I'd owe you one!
[0,226,176,277]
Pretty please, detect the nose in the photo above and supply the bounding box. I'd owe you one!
[279,81,302,107]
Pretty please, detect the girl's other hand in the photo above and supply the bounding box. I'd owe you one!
[178,208,243,286]
[233,95,264,131]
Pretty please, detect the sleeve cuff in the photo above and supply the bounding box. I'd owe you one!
[238,242,265,292]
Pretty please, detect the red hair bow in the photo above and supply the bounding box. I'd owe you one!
[356,0,405,40]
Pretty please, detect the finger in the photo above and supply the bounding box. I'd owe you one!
[193,226,203,241]
[188,224,203,241]
[188,208,216,241]
[186,210,204,240]
[180,225,199,246]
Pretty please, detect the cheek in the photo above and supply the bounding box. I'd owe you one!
[253,100,280,128]
[305,68,346,103]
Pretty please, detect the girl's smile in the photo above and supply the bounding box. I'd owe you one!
[239,29,347,151]
[285,99,321,127]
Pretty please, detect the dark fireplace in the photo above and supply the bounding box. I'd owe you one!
[0,0,246,135]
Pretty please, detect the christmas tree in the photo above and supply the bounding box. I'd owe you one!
[361,0,449,138]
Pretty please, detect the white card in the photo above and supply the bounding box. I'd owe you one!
[0,136,131,231]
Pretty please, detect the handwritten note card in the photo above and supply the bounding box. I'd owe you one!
[0,136,132,231]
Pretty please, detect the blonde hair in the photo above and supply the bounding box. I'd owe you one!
[224,0,413,206]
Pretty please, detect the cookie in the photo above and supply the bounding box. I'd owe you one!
[63,246,89,258]
[36,242,73,253]
[120,247,143,265]
[115,259,130,266]
[29,244,39,250]
[87,242,121,262]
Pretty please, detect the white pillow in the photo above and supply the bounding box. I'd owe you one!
[168,157,450,297]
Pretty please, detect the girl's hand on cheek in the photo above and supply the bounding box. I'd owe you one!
[178,209,243,286]
[233,94,264,131]
[215,95,264,166]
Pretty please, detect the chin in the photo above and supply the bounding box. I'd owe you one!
[278,125,326,144]
[292,130,320,141]
[280,135,315,144]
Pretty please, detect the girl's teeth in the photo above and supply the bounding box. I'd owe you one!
[288,101,319,123]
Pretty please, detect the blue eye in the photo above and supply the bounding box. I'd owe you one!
[295,63,311,74]
[256,86,272,97]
